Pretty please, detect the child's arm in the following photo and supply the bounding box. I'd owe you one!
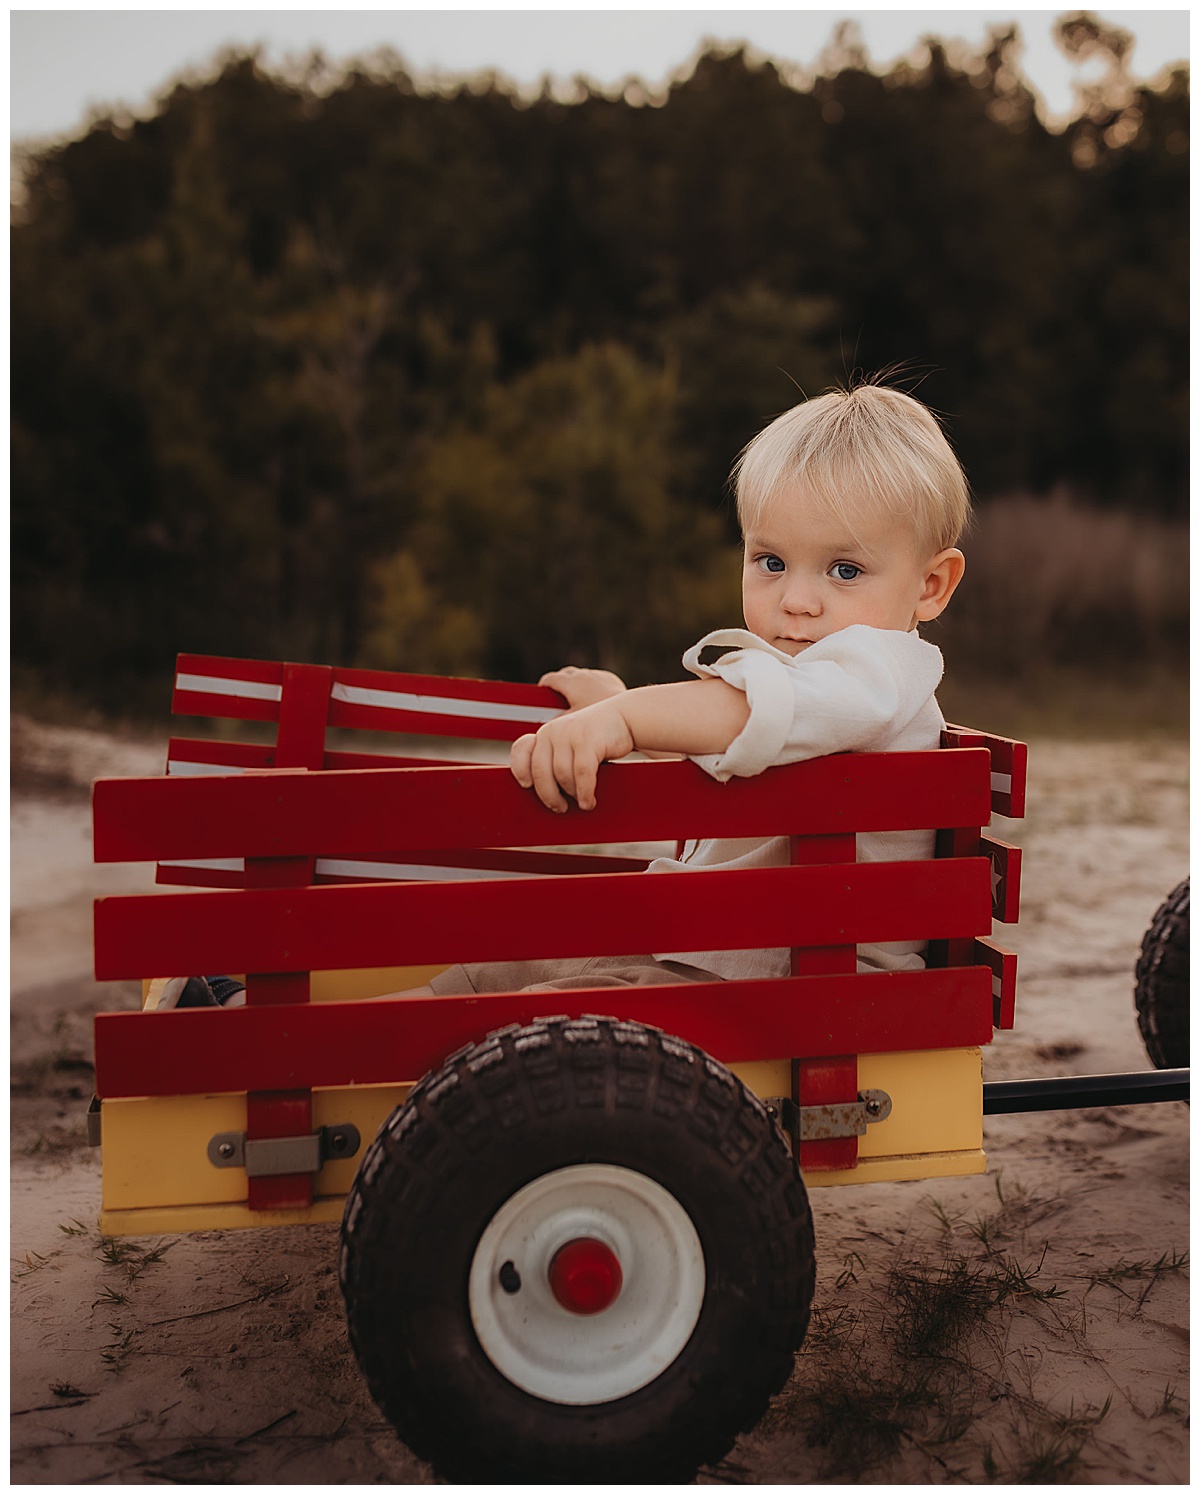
[511,679,751,813]
[539,665,683,762]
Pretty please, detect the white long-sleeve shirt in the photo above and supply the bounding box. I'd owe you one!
[649,623,946,979]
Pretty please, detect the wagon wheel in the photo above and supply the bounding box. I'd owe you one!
[339,1015,815,1484]
[1134,878,1189,1071]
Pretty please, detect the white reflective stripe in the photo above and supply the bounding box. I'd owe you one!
[160,857,245,872]
[168,760,247,776]
[331,681,563,725]
[315,857,537,882]
[992,973,1004,998]
[990,771,1012,794]
[176,672,282,703]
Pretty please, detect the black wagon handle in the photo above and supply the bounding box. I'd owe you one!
[984,1069,1189,1114]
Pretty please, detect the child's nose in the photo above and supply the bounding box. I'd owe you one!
[782,579,821,616]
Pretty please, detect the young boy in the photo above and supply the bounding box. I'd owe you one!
[418,378,968,998]
[157,379,967,1009]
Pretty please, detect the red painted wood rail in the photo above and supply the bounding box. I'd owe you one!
[95,967,996,1101]
[93,751,994,864]
[95,857,993,982]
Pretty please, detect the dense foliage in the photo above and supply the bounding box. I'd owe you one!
[11,26,1189,707]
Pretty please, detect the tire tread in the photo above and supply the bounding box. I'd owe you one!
[1134,879,1189,1070]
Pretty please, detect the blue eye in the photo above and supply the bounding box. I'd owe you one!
[831,562,862,581]
[757,554,786,574]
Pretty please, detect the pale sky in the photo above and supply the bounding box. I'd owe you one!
[9,8,1191,146]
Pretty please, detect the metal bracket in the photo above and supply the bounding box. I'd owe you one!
[207,1123,361,1177]
[765,1089,892,1144]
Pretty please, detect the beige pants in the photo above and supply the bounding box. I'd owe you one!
[428,953,720,996]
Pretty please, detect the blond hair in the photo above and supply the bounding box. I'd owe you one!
[733,382,971,554]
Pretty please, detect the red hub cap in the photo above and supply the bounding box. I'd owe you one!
[547,1237,624,1315]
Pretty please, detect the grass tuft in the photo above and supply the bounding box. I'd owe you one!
[96,1236,173,1282]
[799,1360,945,1477]
[12,1249,53,1278]
[761,1181,1141,1482]
[983,1396,1113,1482]
[888,1256,1001,1359]
[1087,1249,1188,1309]
[99,1324,136,1374]
[1152,1384,1183,1419]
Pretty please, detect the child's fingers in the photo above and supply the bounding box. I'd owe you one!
[572,750,599,811]
[529,731,570,813]
[537,667,626,712]
[514,716,607,814]
[510,734,536,788]
[551,739,583,809]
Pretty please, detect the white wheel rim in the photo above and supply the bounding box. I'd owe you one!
[468,1163,706,1405]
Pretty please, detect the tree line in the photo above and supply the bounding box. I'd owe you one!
[11,20,1189,709]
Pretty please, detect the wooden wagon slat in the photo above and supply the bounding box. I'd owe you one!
[93,750,993,864]
[325,700,554,742]
[323,748,473,770]
[156,861,246,889]
[942,724,1027,818]
[332,661,566,711]
[981,833,1023,924]
[93,965,995,1099]
[94,858,992,981]
[171,689,281,724]
[326,663,565,742]
[975,936,1018,1029]
[166,738,473,778]
[329,683,561,725]
[176,653,287,684]
[977,732,1028,819]
[172,654,285,724]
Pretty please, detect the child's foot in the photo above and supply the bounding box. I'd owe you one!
[149,976,247,1011]
[205,976,247,1007]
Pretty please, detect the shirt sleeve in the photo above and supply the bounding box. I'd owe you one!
[680,625,944,781]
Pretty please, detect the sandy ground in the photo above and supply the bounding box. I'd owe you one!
[10,717,1190,1483]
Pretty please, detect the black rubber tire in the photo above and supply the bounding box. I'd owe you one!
[1134,879,1189,1071]
[339,1015,815,1484]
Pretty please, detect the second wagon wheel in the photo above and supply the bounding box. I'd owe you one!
[1134,878,1189,1071]
[339,1015,815,1484]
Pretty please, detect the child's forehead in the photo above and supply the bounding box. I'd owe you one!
[748,488,919,553]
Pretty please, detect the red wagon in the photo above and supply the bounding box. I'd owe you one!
[87,652,1180,1482]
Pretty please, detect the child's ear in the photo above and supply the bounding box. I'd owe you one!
[914,548,966,622]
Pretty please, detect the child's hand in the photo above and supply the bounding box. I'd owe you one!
[511,700,635,813]
[538,666,627,712]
